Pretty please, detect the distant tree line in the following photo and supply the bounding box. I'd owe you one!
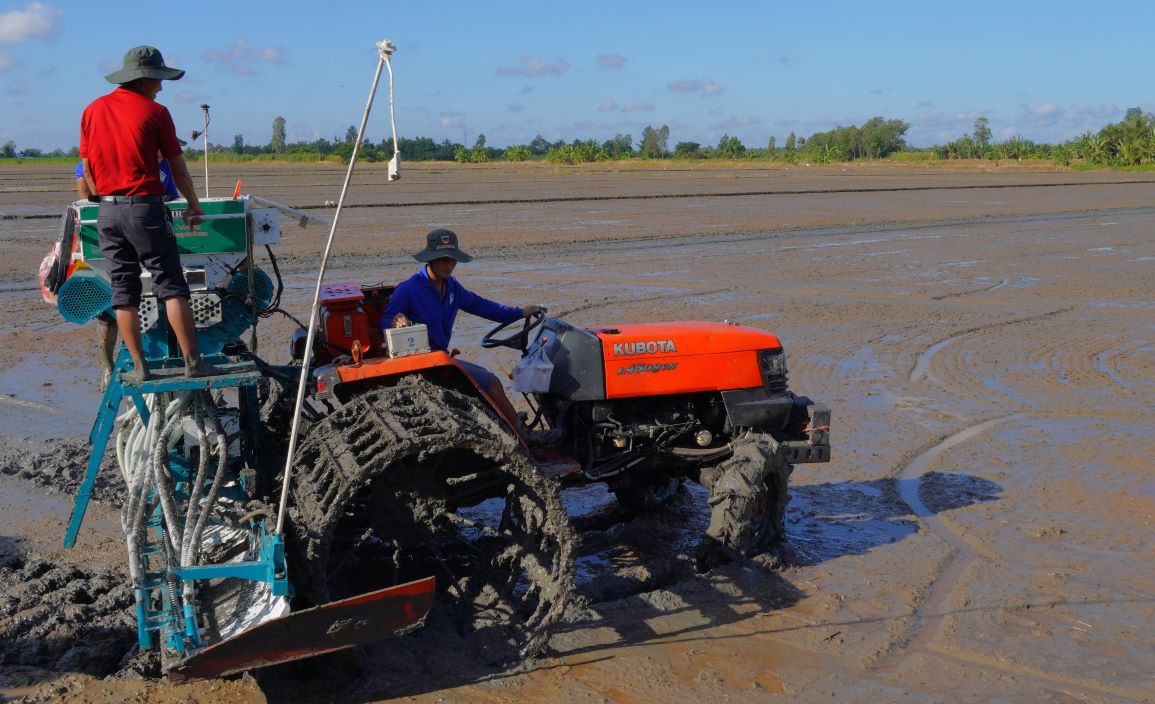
[931,108,1155,167]
[1,140,78,159]
[5,110,1155,169]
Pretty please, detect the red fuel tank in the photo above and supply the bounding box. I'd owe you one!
[320,282,370,357]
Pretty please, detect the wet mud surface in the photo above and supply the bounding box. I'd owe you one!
[1,162,1153,702]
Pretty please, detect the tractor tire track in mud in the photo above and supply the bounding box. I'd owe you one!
[909,307,1075,385]
[893,415,1020,649]
[907,304,1154,420]
[287,376,577,663]
[0,438,124,508]
[555,287,732,320]
[0,547,140,685]
[931,278,1009,300]
[878,417,1151,700]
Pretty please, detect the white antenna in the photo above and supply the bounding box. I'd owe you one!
[379,40,401,181]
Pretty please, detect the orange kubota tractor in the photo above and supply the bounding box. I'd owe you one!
[278,281,832,657]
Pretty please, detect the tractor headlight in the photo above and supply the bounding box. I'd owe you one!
[757,348,789,393]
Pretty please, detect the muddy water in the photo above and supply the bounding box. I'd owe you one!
[0,164,1153,702]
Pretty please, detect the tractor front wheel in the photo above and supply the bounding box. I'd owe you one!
[702,432,792,557]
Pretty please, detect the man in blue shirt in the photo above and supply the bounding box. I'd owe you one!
[382,228,544,432]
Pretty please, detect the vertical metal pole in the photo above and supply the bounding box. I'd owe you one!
[275,47,390,536]
[200,104,210,196]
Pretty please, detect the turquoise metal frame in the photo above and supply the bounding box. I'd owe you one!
[64,347,289,654]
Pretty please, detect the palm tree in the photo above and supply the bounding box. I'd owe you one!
[1086,134,1109,164]
[1116,139,1140,166]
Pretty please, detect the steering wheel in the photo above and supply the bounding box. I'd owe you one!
[481,309,547,353]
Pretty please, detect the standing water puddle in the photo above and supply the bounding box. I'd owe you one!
[0,353,102,439]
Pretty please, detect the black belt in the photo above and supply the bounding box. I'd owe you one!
[90,195,165,204]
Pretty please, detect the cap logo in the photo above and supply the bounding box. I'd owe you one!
[440,235,451,245]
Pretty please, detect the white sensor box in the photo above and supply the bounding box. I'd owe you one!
[385,324,430,358]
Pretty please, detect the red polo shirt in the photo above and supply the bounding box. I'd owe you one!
[79,87,183,197]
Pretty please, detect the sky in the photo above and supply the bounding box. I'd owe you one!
[2,1,1153,153]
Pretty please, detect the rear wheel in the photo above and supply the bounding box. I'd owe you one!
[287,376,575,660]
[702,432,792,557]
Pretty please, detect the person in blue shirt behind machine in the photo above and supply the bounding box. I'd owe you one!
[382,228,545,437]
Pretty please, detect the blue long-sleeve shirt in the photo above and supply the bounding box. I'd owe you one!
[74,160,178,199]
[381,266,522,352]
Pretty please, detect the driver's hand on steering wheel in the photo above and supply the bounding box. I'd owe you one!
[391,312,411,328]
[522,304,546,318]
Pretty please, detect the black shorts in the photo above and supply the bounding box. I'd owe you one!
[97,200,190,307]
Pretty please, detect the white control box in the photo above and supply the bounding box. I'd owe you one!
[385,324,430,358]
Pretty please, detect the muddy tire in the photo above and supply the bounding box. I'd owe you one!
[286,376,575,660]
[703,432,792,557]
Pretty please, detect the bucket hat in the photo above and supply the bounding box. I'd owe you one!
[105,46,185,84]
[414,228,473,263]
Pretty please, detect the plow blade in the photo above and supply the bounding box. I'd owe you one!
[168,576,436,681]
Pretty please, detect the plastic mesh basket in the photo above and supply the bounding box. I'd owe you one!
[56,270,111,324]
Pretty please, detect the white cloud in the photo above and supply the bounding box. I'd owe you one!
[622,101,653,112]
[202,36,288,77]
[953,110,987,122]
[0,52,18,71]
[288,122,321,143]
[507,102,524,113]
[1072,101,1118,120]
[1028,102,1063,120]
[496,56,570,78]
[596,53,626,70]
[598,98,618,112]
[711,115,763,131]
[667,78,723,97]
[439,112,465,129]
[0,2,61,43]
[1005,102,1067,135]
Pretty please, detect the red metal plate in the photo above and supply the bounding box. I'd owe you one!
[167,576,435,681]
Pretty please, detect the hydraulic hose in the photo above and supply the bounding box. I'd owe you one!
[180,396,212,565]
[188,402,229,566]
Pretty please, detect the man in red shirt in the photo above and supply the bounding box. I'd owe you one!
[80,46,220,381]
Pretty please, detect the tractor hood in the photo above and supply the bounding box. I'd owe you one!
[588,321,782,358]
[589,321,783,399]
